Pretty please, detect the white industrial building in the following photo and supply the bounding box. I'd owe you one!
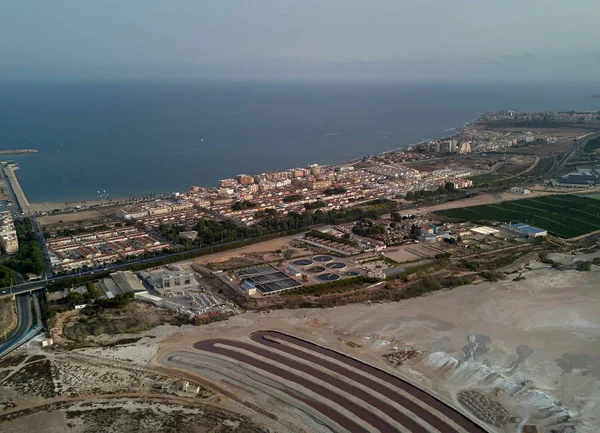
[470,226,500,236]
[162,272,194,288]
[138,268,201,294]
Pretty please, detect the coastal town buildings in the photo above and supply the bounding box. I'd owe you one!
[43,110,590,259]
[0,211,18,254]
[115,199,194,220]
[482,110,600,123]
[46,227,170,273]
[426,120,568,154]
[178,153,480,226]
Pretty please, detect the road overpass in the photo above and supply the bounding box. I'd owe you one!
[0,229,310,299]
[0,280,47,297]
[548,132,600,177]
[0,293,41,357]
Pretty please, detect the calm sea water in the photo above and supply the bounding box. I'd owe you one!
[0,80,598,202]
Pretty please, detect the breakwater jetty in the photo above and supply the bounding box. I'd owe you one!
[1,163,30,215]
[0,149,38,156]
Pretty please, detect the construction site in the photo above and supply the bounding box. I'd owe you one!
[138,265,240,321]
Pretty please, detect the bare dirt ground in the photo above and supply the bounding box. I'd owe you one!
[415,193,501,214]
[384,244,440,263]
[383,248,421,263]
[0,327,277,432]
[154,264,600,433]
[49,302,182,347]
[194,234,308,270]
[0,298,16,340]
[1,397,265,433]
[505,139,577,156]
[36,206,121,228]
[29,198,129,214]
[2,257,598,432]
[495,155,536,175]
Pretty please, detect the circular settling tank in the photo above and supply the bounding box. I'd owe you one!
[317,273,340,281]
[292,259,314,267]
[307,266,326,273]
[326,262,347,269]
[313,255,334,262]
[343,270,361,277]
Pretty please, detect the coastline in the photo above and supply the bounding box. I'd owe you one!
[28,197,150,214]
[22,122,475,208]
[4,80,600,206]
[2,164,31,214]
[8,110,562,211]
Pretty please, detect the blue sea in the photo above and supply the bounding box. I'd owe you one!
[0,80,598,202]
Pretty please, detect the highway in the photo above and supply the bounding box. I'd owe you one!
[548,132,600,177]
[0,231,304,297]
[0,294,33,355]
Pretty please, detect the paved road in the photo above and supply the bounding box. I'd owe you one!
[192,331,488,433]
[30,217,53,280]
[384,258,437,277]
[548,132,600,177]
[0,231,305,297]
[0,294,33,355]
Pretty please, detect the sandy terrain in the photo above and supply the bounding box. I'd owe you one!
[383,248,421,263]
[384,245,441,263]
[1,398,265,433]
[35,206,122,228]
[413,193,501,214]
[154,266,600,432]
[2,257,598,432]
[505,141,576,156]
[0,298,16,340]
[29,198,131,214]
[194,234,307,268]
[0,331,278,433]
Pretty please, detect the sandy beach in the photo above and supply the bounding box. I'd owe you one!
[28,196,150,214]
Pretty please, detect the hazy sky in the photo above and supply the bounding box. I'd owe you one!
[1,0,599,81]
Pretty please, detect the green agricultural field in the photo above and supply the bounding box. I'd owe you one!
[436,194,600,238]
